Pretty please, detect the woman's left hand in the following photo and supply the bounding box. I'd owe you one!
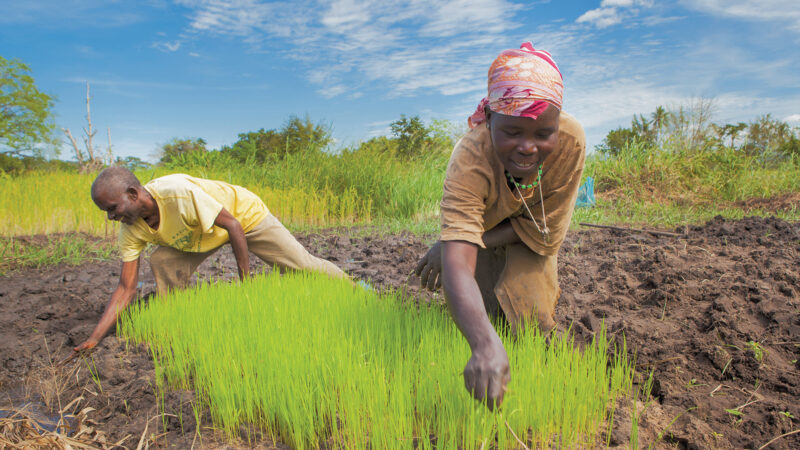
[415,241,443,291]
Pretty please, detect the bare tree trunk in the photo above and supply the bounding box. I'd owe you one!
[106,127,114,165]
[63,81,110,172]
[82,82,96,162]
[62,128,84,164]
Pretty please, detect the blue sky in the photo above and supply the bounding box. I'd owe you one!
[2,0,799,161]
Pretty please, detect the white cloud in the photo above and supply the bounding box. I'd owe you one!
[601,0,634,6]
[421,0,521,37]
[576,0,654,28]
[576,7,623,28]
[176,0,521,98]
[153,40,182,52]
[530,16,800,150]
[366,120,394,138]
[784,114,800,123]
[0,1,144,27]
[321,0,371,29]
[320,84,349,99]
[682,0,800,32]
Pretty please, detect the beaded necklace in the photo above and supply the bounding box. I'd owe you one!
[508,164,550,243]
[505,164,543,190]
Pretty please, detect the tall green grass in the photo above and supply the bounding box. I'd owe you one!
[579,143,800,227]
[120,271,633,449]
[0,149,447,236]
[3,138,797,238]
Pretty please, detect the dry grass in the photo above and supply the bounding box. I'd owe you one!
[1,339,130,449]
[0,398,128,449]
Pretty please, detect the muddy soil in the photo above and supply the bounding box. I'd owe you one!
[1,216,798,449]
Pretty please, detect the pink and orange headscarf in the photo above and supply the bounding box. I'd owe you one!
[468,42,563,129]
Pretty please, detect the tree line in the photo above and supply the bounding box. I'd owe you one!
[0,55,458,174]
[596,99,799,160]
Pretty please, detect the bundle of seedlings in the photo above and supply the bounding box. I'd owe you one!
[121,271,635,449]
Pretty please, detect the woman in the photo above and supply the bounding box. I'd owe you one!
[415,43,585,409]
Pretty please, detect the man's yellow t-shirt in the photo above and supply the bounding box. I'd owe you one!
[118,174,269,262]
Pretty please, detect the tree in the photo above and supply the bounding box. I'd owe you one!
[116,156,151,171]
[742,114,794,157]
[0,56,58,157]
[159,137,208,165]
[651,106,672,147]
[711,122,746,149]
[595,127,641,156]
[662,98,717,152]
[391,115,429,159]
[389,115,453,159]
[222,115,332,164]
[62,82,115,171]
[281,115,332,157]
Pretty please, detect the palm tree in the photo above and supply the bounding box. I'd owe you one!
[651,106,671,146]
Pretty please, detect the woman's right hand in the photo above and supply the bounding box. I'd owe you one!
[464,337,510,410]
[415,241,443,290]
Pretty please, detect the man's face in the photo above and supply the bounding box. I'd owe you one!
[93,188,143,225]
[487,104,560,179]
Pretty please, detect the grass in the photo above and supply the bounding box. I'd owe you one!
[580,143,800,227]
[2,138,798,269]
[0,148,448,236]
[0,233,116,275]
[120,271,634,449]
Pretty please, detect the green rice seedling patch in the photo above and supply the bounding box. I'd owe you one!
[120,272,634,449]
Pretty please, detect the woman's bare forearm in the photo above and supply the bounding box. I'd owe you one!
[441,241,501,350]
[482,220,521,249]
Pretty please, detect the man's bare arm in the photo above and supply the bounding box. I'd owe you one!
[214,207,249,281]
[74,258,139,352]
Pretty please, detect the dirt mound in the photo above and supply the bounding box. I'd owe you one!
[1,217,798,448]
[735,192,800,214]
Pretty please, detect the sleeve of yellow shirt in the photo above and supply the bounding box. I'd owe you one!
[118,224,147,262]
[184,184,224,234]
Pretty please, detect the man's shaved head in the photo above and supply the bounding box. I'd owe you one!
[91,166,142,201]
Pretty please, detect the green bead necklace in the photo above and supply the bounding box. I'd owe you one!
[506,164,543,190]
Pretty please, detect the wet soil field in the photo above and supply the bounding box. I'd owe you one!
[1,216,798,448]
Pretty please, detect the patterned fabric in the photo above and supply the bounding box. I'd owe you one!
[468,42,563,129]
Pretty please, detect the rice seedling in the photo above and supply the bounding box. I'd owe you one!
[120,271,634,449]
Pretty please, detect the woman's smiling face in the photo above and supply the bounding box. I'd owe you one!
[486,104,560,179]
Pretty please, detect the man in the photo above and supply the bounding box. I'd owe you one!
[415,43,585,410]
[74,167,346,353]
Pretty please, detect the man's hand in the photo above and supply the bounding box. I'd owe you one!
[77,259,140,356]
[73,337,99,354]
[464,337,510,410]
[415,241,443,290]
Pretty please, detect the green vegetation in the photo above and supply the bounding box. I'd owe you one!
[574,140,800,227]
[120,271,633,449]
[0,56,58,158]
[1,103,798,269]
[0,233,115,275]
[580,100,800,227]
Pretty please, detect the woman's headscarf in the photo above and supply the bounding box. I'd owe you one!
[468,42,563,129]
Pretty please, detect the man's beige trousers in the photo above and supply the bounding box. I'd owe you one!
[149,213,346,295]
